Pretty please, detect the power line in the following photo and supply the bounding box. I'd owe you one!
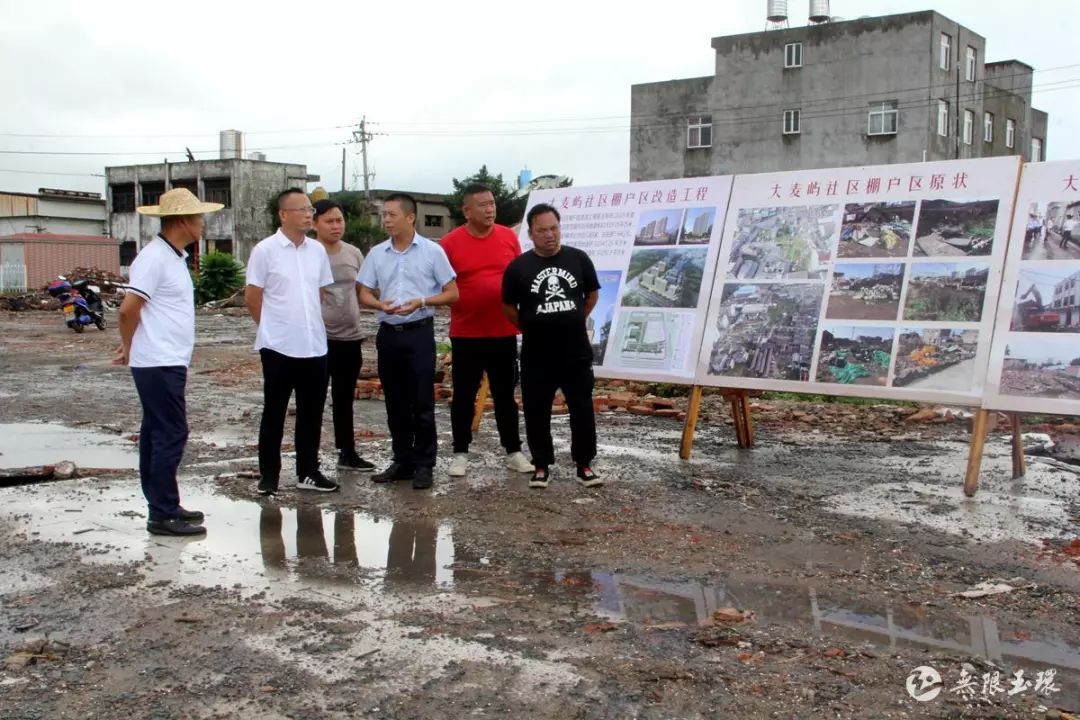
[372,61,1080,126]
[1,59,1075,141]
[377,81,1080,137]
[0,168,104,177]
[0,141,348,157]
[0,73,1075,156]
[0,124,355,140]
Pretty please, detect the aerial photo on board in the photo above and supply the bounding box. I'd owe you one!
[913,199,999,257]
[825,263,904,321]
[893,327,979,391]
[707,283,822,381]
[726,205,838,280]
[903,262,989,322]
[621,247,706,309]
[999,334,1080,399]
[815,326,893,386]
[837,201,915,258]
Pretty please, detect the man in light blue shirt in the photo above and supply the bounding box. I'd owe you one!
[358,192,458,489]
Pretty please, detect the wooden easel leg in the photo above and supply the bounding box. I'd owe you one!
[1009,413,1026,479]
[963,409,991,497]
[471,374,489,434]
[730,394,747,448]
[679,385,703,460]
[739,392,756,449]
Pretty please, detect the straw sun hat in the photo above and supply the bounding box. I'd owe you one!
[136,187,224,217]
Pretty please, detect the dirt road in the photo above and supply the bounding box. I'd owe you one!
[0,310,1077,718]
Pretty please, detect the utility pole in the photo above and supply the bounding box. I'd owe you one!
[352,116,374,199]
[341,147,346,192]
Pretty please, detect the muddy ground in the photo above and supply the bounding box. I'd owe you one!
[0,309,1078,719]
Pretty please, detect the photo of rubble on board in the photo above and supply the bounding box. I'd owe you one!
[826,263,904,321]
[837,202,915,258]
[913,199,1000,257]
[893,328,979,391]
[815,326,893,386]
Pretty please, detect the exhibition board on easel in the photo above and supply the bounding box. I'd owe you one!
[984,159,1080,415]
[692,156,1023,406]
[519,177,734,384]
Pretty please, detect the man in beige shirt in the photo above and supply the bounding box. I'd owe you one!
[313,199,375,471]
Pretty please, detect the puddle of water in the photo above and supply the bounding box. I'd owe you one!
[192,425,254,449]
[0,423,139,469]
[548,569,1080,709]
[0,477,588,699]
[0,480,454,594]
[827,478,1074,545]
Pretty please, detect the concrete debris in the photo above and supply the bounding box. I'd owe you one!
[954,577,1034,599]
[1003,432,1056,453]
[54,461,77,479]
[12,617,39,632]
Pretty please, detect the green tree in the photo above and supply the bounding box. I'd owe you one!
[329,191,383,255]
[266,196,281,231]
[194,251,245,304]
[344,214,384,255]
[447,165,527,227]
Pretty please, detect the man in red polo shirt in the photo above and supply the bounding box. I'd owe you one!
[440,183,534,477]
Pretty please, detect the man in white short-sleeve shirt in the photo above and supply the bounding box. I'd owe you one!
[245,188,336,496]
[113,188,223,537]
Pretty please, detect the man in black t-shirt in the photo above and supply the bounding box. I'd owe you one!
[502,203,602,489]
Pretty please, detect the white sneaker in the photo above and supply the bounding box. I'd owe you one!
[448,453,468,477]
[506,451,534,473]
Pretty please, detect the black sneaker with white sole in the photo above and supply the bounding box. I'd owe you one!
[576,466,603,488]
[529,466,550,489]
[338,450,376,471]
[296,471,340,493]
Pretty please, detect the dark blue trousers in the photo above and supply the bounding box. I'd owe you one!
[376,322,437,468]
[131,366,188,522]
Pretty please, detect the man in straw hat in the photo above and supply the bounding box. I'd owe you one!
[113,187,222,536]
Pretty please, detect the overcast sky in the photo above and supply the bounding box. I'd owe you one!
[1,0,1077,197]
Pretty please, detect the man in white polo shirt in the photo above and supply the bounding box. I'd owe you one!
[113,187,222,536]
[245,188,336,496]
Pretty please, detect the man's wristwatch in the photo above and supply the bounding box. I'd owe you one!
[420,297,427,308]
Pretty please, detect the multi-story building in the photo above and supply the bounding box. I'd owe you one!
[1052,270,1080,329]
[631,10,1048,180]
[106,153,318,265]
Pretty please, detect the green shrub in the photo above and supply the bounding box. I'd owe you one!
[194,251,245,304]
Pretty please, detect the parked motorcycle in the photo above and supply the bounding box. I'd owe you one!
[46,276,107,333]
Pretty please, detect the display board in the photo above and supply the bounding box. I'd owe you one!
[692,157,1022,405]
[520,177,734,383]
[985,159,1080,414]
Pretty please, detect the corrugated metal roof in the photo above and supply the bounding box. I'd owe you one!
[0,232,116,243]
